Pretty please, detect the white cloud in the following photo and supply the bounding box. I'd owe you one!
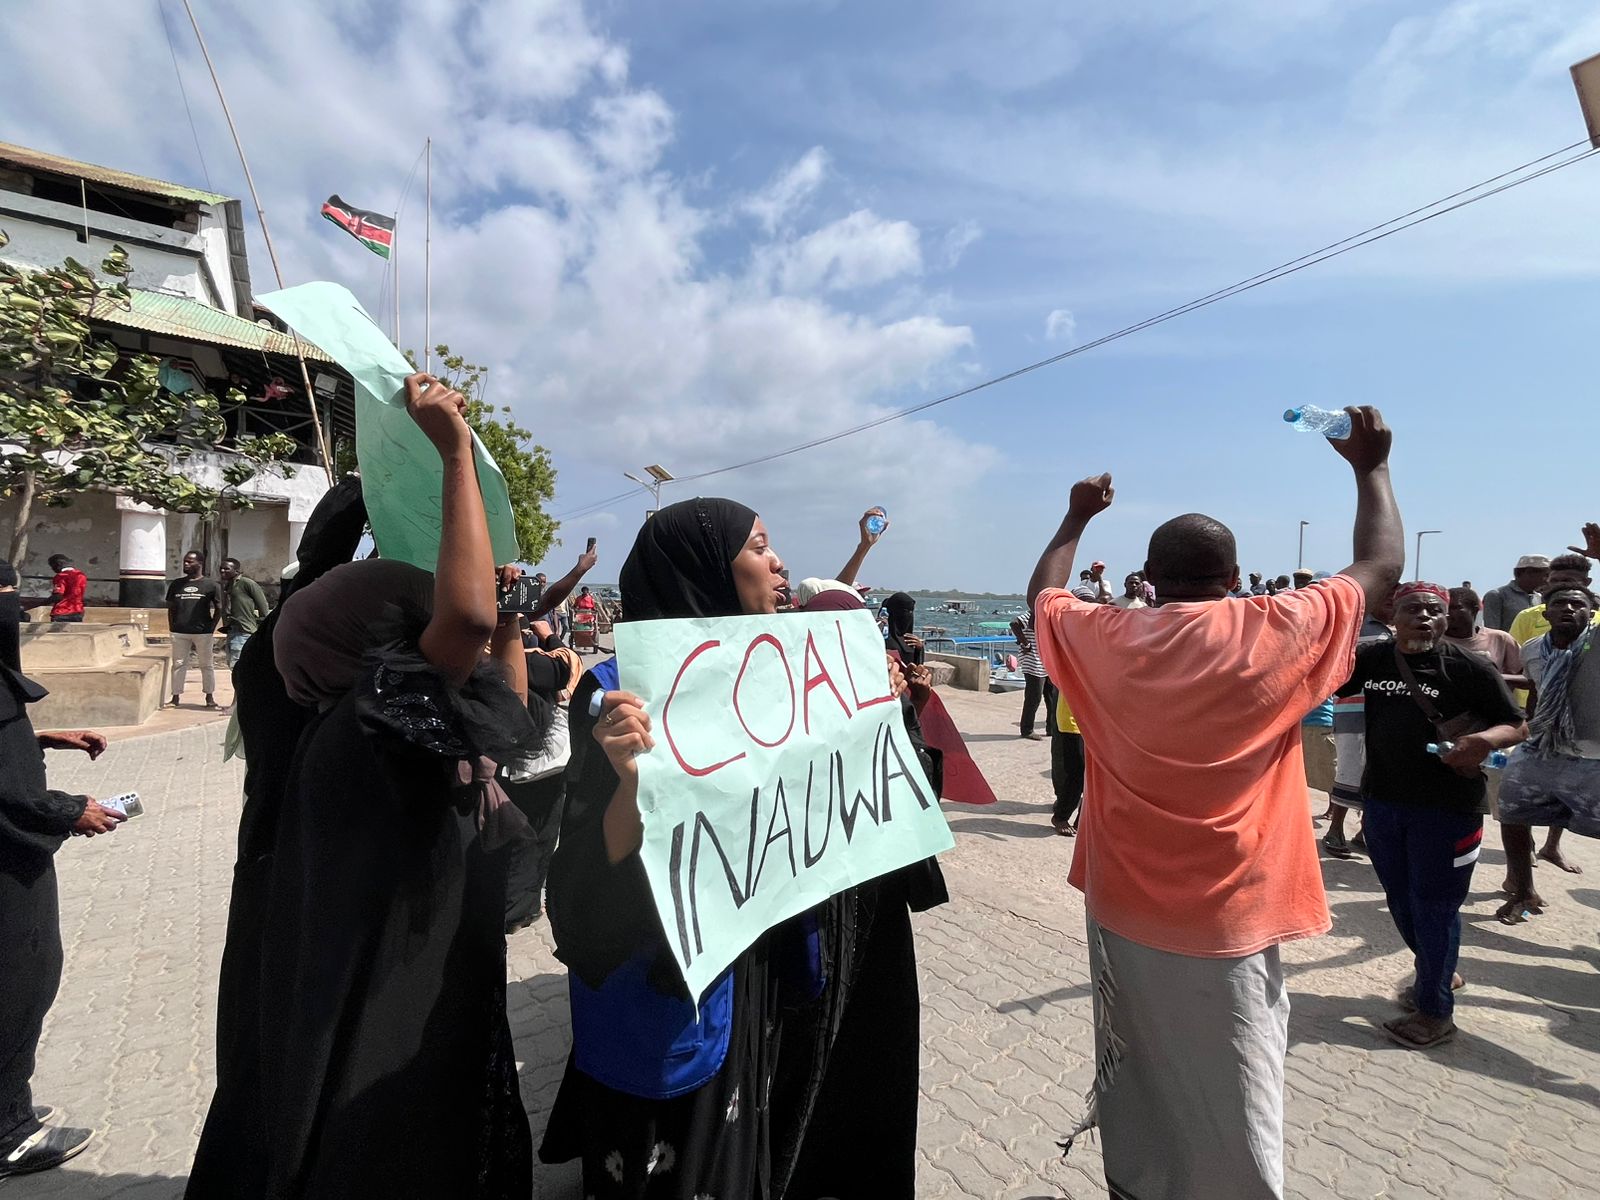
[0,0,997,584]
[938,220,983,270]
[756,210,923,293]
[741,147,829,233]
[1044,308,1076,342]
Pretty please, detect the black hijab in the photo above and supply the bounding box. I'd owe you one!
[619,497,758,621]
[884,592,918,663]
[0,558,21,676]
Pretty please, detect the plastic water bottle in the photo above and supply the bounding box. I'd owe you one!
[1283,404,1352,440]
[1426,742,1509,770]
[865,509,888,536]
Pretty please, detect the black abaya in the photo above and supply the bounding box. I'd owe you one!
[0,669,86,1151]
[187,644,536,1198]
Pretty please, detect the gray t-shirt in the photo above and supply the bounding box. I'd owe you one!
[1523,636,1600,759]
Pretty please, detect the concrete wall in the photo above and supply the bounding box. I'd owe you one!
[1,448,322,600]
[0,489,123,602]
[927,650,990,692]
[0,191,240,313]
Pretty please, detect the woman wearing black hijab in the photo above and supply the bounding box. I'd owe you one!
[188,376,545,1198]
[541,497,831,1199]
[883,591,924,666]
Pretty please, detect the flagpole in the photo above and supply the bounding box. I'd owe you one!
[179,0,334,483]
[392,220,401,349]
[424,137,432,375]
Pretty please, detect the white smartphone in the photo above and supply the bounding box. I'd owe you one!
[101,792,144,819]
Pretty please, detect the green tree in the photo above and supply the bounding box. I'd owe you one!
[412,344,559,564]
[0,232,297,563]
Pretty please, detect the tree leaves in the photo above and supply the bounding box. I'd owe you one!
[0,233,298,561]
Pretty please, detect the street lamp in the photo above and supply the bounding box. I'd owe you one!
[623,463,675,514]
[1298,520,1310,571]
[1415,530,1442,581]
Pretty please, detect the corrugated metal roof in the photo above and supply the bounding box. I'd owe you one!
[90,290,334,363]
[0,141,232,207]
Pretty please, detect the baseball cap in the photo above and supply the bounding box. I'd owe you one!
[1090,560,1106,570]
[1515,554,1550,570]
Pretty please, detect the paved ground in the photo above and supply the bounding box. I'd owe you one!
[10,685,1600,1198]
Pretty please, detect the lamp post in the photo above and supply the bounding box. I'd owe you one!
[1298,520,1309,571]
[623,464,675,515]
[1415,530,1442,582]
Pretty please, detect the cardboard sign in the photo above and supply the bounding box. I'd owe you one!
[256,282,518,570]
[616,608,954,1000]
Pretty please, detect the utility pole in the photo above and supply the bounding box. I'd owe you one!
[623,464,676,514]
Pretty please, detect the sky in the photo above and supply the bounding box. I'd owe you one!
[7,0,1600,592]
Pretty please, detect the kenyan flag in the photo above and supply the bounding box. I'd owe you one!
[320,195,395,259]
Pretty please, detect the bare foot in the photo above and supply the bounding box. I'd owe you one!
[1537,845,1583,875]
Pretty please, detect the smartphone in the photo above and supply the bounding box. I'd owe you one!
[102,792,144,819]
[586,537,597,553]
[497,576,542,614]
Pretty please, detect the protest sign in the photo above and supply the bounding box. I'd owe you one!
[616,607,955,1001]
[255,282,518,569]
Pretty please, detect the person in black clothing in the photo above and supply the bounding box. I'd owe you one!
[0,559,125,1179]
[167,551,223,709]
[501,618,583,932]
[1337,581,1526,1050]
[540,498,943,1199]
[187,374,546,1198]
[188,474,368,1194]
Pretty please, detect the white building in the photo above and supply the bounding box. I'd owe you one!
[0,141,354,605]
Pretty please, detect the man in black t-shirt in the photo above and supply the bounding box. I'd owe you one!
[1337,581,1525,1050]
[166,550,223,709]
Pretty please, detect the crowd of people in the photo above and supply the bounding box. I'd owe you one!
[2,387,1596,1199]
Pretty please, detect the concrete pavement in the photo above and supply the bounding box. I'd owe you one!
[11,686,1600,1197]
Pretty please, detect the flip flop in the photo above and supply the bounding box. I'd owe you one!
[1383,1016,1456,1050]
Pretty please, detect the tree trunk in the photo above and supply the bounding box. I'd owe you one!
[7,468,37,565]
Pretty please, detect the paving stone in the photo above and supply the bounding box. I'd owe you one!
[13,691,1600,1199]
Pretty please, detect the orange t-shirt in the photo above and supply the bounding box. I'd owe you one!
[1035,575,1365,957]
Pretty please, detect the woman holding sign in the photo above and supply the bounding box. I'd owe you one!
[544,497,893,1199]
[188,375,546,1198]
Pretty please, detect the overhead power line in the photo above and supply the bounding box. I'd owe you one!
[552,138,1599,517]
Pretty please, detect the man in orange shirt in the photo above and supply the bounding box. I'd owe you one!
[1027,407,1403,1200]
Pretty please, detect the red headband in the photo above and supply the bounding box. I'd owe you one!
[1393,581,1449,605]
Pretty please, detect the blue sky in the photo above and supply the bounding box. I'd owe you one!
[8,0,1599,592]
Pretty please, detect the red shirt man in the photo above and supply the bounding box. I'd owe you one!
[47,555,87,622]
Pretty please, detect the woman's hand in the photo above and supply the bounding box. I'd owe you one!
[905,661,933,706]
[886,656,909,699]
[404,373,472,458]
[596,690,652,862]
[594,690,654,779]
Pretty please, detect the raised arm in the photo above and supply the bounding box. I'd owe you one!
[1329,406,1404,613]
[532,548,599,618]
[1026,474,1113,609]
[836,508,887,587]
[407,372,498,686]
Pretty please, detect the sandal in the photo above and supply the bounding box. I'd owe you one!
[1051,819,1077,837]
[1397,974,1464,1012]
[1322,831,1353,859]
[1383,1015,1456,1050]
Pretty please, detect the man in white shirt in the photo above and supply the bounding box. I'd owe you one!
[1113,572,1148,609]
